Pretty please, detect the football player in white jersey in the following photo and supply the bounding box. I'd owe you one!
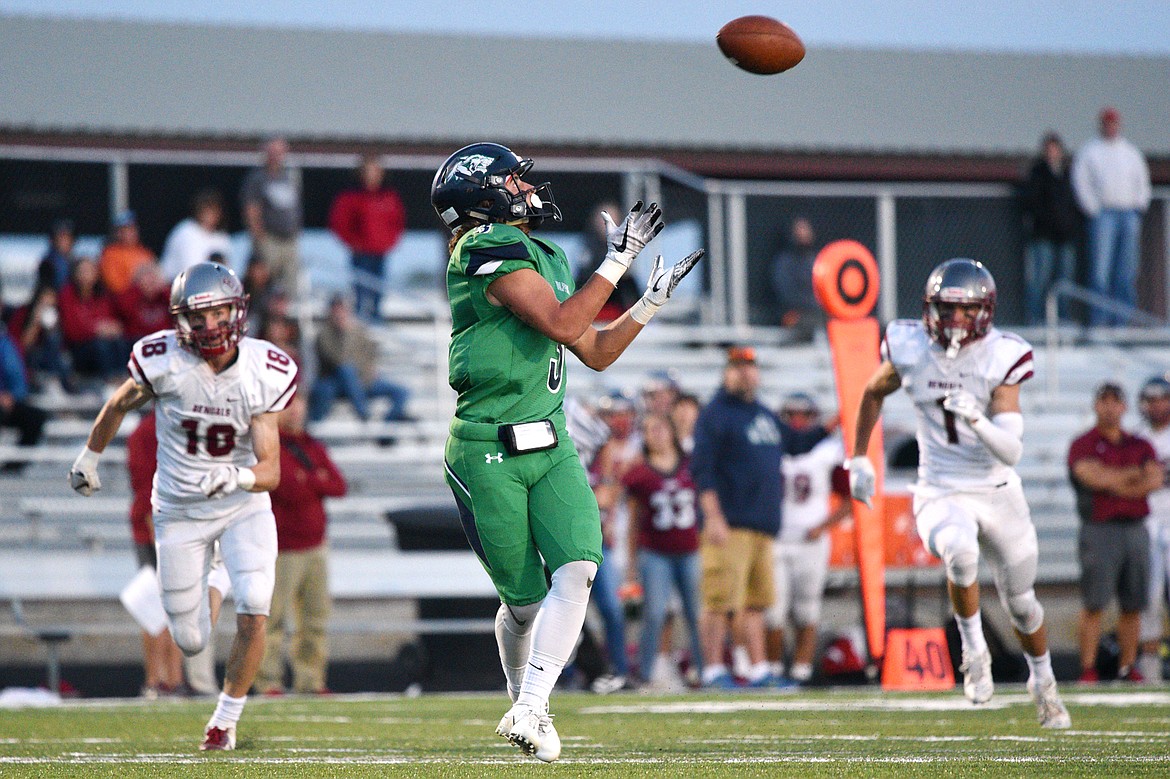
[1136,375,1170,682]
[849,258,1070,728]
[767,393,849,684]
[69,262,297,750]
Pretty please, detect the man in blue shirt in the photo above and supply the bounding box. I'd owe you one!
[0,330,47,473]
[691,346,824,687]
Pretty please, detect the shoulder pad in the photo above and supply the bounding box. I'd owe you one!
[459,224,536,277]
[882,319,926,364]
[986,329,1034,386]
[242,338,299,413]
[129,330,184,395]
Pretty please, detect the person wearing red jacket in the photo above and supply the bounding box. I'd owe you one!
[58,257,129,384]
[254,393,347,694]
[113,262,172,342]
[327,155,406,322]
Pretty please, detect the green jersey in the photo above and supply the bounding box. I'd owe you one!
[447,223,574,425]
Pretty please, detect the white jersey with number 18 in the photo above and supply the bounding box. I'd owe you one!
[128,330,298,519]
[882,320,1032,490]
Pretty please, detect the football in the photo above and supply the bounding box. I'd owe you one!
[716,15,805,75]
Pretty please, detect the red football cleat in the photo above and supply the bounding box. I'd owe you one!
[200,725,236,751]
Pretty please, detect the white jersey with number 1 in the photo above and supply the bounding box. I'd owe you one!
[128,330,298,520]
[882,320,1033,490]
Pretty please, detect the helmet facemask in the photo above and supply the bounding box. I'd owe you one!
[174,301,248,358]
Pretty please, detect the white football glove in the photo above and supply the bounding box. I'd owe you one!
[629,250,706,324]
[69,446,102,497]
[942,390,985,424]
[595,200,665,285]
[846,455,876,509]
[200,465,241,498]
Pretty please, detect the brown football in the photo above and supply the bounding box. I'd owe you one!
[716,15,805,75]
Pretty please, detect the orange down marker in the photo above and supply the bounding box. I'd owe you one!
[812,240,886,665]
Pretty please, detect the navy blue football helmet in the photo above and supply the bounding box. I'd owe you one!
[431,142,562,234]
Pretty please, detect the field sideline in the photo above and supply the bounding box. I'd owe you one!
[1,686,1168,777]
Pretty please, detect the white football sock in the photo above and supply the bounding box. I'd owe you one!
[495,602,538,703]
[746,661,771,683]
[1024,650,1054,682]
[790,662,813,682]
[208,692,247,728]
[516,560,597,711]
[955,612,988,655]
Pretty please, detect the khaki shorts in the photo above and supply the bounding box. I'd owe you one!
[701,527,775,613]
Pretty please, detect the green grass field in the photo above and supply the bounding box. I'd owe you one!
[1,686,1168,777]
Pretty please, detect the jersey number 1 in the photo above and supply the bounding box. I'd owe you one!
[934,399,959,444]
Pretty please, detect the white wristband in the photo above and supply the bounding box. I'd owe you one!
[75,446,101,470]
[594,257,627,287]
[236,467,257,491]
[629,296,661,325]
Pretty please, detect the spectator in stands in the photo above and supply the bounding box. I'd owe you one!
[770,217,823,341]
[622,412,703,690]
[767,393,850,684]
[6,281,75,394]
[573,202,642,323]
[692,346,826,689]
[36,218,77,292]
[242,259,276,336]
[126,409,185,697]
[584,391,639,691]
[308,295,411,424]
[160,189,233,281]
[58,257,130,387]
[328,154,407,322]
[1136,375,1170,683]
[0,327,47,473]
[114,262,172,342]
[670,392,701,455]
[641,369,681,418]
[99,210,156,296]
[255,394,346,695]
[258,315,303,368]
[1071,106,1152,326]
[1068,381,1162,682]
[1020,132,1080,325]
[241,137,302,295]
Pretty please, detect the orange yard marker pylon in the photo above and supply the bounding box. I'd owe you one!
[812,240,886,665]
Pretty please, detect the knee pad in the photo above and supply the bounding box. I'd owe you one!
[931,522,980,588]
[550,559,599,605]
[232,568,274,616]
[168,608,211,656]
[1005,589,1045,635]
[497,601,540,636]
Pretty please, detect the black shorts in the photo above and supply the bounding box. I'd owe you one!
[1078,521,1150,612]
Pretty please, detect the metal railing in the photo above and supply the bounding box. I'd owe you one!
[1042,279,1170,394]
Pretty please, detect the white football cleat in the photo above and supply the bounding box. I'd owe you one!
[959,649,993,704]
[1027,676,1071,729]
[200,723,236,751]
[498,703,560,762]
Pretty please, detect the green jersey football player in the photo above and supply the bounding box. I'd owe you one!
[432,142,703,762]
